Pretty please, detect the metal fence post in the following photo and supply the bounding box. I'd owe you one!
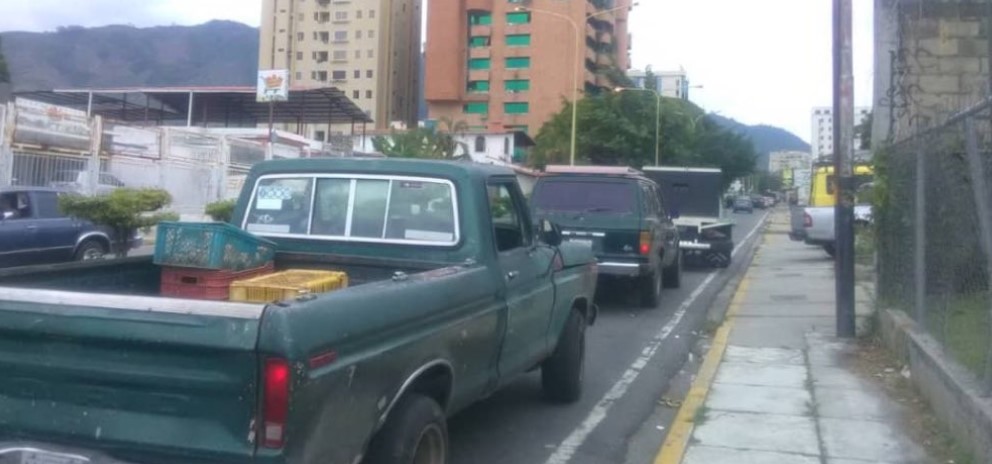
[0,103,11,187]
[914,129,927,328]
[218,136,230,202]
[963,116,992,395]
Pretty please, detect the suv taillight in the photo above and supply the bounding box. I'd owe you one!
[639,231,652,255]
[803,213,813,228]
[262,358,290,449]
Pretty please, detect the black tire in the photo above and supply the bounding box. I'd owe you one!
[824,244,836,258]
[74,239,108,261]
[542,310,586,403]
[364,394,448,464]
[638,268,662,308]
[663,252,682,289]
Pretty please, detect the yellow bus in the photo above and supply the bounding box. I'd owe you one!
[809,164,874,207]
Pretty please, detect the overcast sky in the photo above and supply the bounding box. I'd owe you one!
[0,0,874,143]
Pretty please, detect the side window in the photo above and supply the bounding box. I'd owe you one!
[488,182,530,252]
[35,192,62,219]
[640,183,657,217]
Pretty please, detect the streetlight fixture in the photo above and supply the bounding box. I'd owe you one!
[614,86,662,166]
[515,2,639,165]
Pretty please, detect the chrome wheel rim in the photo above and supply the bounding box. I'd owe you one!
[412,423,445,464]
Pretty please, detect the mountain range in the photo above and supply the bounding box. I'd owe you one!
[1,21,809,161]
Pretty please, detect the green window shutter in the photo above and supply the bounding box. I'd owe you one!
[504,79,530,91]
[507,125,528,134]
[464,102,489,114]
[506,12,531,25]
[504,102,529,114]
[468,58,491,70]
[469,13,492,26]
[505,57,530,69]
[469,36,491,47]
[467,81,491,92]
[505,34,531,47]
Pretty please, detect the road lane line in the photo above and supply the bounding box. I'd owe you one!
[543,212,768,464]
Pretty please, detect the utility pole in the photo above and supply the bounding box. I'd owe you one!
[833,0,857,337]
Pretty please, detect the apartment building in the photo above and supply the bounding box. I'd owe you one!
[258,0,422,134]
[628,68,692,100]
[425,0,632,135]
[811,106,871,159]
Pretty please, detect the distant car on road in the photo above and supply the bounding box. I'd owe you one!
[733,197,754,213]
[0,187,142,268]
[48,170,126,196]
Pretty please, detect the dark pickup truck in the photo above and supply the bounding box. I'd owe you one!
[0,158,598,464]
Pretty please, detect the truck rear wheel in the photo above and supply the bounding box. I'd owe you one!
[365,394,447,464]
[542,310,586,403]
[663,253,682,289]
[638,269,662,308]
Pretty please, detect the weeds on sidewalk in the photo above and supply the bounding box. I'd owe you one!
[853,337,975,464]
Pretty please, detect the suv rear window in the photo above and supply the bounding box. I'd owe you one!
[533,179,636,214]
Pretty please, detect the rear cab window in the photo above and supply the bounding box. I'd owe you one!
[532,178,638,215]
[243,174,460,245]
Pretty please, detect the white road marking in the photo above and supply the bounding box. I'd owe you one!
[543,212,769,464]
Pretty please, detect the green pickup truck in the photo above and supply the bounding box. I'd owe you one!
[0,158,598,464]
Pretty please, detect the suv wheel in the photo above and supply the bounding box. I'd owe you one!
[75,240,108,261]
[663,252,682,289]
[638,268,662,308]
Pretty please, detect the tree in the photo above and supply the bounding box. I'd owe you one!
[205,199,236,223]
[856,110,872,150]
[531,93,757,189]
[644,65,657,91]
[0,36,10,86]
[372,117,470,159]
[60,188,178,258]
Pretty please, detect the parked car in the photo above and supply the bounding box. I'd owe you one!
[48,169,126,195]
[532,165,681,307]
[751,195,767,209]
[0,187,142,267]
[733,197,754,213]
[0,158,598,464]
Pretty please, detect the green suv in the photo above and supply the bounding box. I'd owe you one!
[532,166,682,307]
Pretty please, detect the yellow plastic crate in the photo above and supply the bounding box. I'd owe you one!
[229,270,349,303]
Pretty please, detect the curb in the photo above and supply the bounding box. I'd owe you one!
[879,308,992,462]
[653,260,756,464]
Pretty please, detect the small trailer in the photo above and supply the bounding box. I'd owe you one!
[643,167,735,268]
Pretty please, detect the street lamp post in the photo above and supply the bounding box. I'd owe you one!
[517,2,637,165]
[615,87,661,166]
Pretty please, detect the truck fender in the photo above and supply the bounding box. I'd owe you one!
[376,359,454,430]
[570,296,596,326]
[74,231,111,251]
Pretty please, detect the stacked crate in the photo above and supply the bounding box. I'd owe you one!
[154,222,277,300]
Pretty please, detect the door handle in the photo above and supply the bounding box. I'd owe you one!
[506,271,520,281]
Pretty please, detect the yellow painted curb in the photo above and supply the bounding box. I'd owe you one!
[653,268,753,464]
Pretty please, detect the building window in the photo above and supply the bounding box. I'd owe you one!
[354,69,361,78]
[367,49,374,58]
[366,90,373,98]
[296,52,303,60]
[464,102,489,114]
[469,12,493,26]
[474,136,486,153]
[335,11,348,21]
[469,36,491,48]
[467,81,490,92]
[315,130,326,142]
[334,30,348,41]
[332,50,346,61]
[506,12,531,25]
[369,9,375,18]
[318,12,330,23]
[367,70,374,78]
[332,70,347,80]
[299,13,304,21]
[295,72,302,81]
[505,57,530,69]
[319,31,329,43]
[356,30,363,39]
[468,58,491,70]
[356,9,363,19]
[504,79,530,92]
[504,102,529,114]
[317,71,328,81]
[368,30,375,39]
[355,50,362,58]
[505,34,530,47]
[353,90,360,99]
[297,32,304,41]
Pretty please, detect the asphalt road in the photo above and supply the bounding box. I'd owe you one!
[447,209,770,464]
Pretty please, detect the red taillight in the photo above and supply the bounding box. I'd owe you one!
[803,213,813,228]
[639,231,652,255]
[263,358,290,449]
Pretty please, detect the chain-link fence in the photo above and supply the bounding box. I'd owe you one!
[878,99,992,395]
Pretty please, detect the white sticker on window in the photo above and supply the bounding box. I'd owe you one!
[256,198,283,210]
[405,229,454,242]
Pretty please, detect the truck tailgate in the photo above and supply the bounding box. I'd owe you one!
[0,288,265,463]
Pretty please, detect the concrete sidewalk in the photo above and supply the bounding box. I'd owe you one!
[660,210,931,464]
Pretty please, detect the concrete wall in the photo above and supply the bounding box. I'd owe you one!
[874,0,991,144]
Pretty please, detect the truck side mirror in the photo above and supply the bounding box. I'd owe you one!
[538,219,563,246]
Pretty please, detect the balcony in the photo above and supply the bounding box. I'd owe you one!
[469,48,491,59]
[503,68,531,80]
[596,53,612,66]
[468,70,491,82]
[503,47,529,59]
[504,23,532,35]
[586,47,596,62]
[503,92,529,102]
[465,92,490,102]
[470,25,492,37]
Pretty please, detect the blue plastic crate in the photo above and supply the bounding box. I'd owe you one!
[154,222,276,271]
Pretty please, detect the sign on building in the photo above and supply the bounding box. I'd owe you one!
[257,70,290,103]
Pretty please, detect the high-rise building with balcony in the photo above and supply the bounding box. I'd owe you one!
[258,0,422,135]
[424,0,633,136]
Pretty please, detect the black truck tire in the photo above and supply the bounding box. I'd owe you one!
[638,266,662,308]
[663,252,682,289]
[365,394,448,464]
[75,239,108,261]
[542,310,586,403]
